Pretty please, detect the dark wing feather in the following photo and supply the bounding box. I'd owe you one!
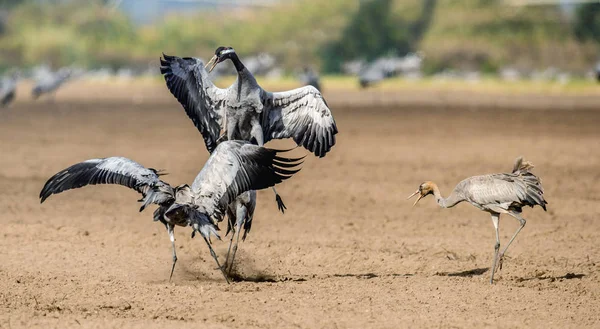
[160,54,227,153]
[262,86,338,157]
[192,141,303,222]
[39,157,174,211]
[466,157,547,212]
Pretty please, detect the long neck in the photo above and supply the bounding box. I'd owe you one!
[229,53,245,73]
[432,184,463,208]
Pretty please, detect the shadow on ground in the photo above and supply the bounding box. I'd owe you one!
[434,267,490,277]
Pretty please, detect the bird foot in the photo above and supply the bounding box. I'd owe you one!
[497,253,505,271]
[276,194,286,213]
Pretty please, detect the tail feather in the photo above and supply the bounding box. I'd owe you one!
[512,156,535,173]
[512,157,547,211]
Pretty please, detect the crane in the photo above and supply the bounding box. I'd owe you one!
[160,48,337,159]
[298,67,321,92]
[0,71,19,107]
[39,141,303,283]
[408,157,547,284]
[32,67,72,100]
[160,48,337,272]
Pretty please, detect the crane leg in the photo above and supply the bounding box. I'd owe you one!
[225,214,236,269]
[167,224,177,281]
[227,206,247,277]
[498,212,527,271]
[489,213,501,284]
[202,236,230,284]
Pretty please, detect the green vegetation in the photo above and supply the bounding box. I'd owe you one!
[0,0,597,74]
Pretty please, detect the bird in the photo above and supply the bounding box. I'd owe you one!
[0,71,19,107]
[32,67,72,100]
[407,157,547,284]
[299,67,321,92]
[358,57,397,88]
[161,48,337,272]
[39,140,303,283]
[160,48,338,158]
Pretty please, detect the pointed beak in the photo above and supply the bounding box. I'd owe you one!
[205,55,218,73]
[407,190,423,207]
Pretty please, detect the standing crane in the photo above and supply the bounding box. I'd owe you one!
[0,71,19,107]
[408,157,547,284]
[32,67,72,100]
[39,141,303,283]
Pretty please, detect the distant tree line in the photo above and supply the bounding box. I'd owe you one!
[321,0,435,73]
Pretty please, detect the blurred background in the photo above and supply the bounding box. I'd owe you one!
[2,3,600,327]
[0,0,599,86]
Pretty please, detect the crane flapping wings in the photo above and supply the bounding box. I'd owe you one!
[192,141,303,222]
[39,157,174,212]
[160,54,227,153]
[262,86,338,157]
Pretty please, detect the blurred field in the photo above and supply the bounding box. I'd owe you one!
[0,84,599,328]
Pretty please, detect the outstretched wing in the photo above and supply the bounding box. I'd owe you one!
[192,141,303,222]
[39,157,174,211]
[262,85,338,157]
[160,54,228,153]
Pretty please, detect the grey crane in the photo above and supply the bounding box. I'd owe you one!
[407,157,547,284]
[0,71,19,107]
[32,67,72,100]
[161,48,336,273]
[39,140,303,283]
[298,67,321,92]
[160,48,337,159]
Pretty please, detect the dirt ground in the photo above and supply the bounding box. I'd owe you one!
[1,83,599,328]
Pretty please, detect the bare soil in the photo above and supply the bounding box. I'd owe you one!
[0,83,599,328]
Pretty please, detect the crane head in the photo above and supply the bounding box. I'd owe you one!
[407,181,435,206]
[206,46,236,73]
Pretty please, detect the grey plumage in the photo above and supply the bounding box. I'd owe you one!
[39,157,173,212]
[0,72,19,107]
[160,50,338,158]
[39,141,303,282]
[32,67,72,99]
[299,67,321,92]
[408,156,547,284]
[160,48,335,273]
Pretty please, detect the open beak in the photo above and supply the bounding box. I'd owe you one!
[407,190,423,207]
[205,55,219,73]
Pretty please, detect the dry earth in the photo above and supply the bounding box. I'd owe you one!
[0,83,599,328]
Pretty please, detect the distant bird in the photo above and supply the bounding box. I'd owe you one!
[358,57,397,88]
[0,71,19,107]
[408,157,547,284]
[299,67,321,92]
[39,141,303,283]
[32,67,72,100]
